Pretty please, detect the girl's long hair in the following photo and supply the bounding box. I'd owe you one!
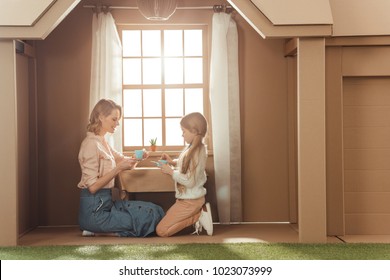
[87,99,122,134]
[180,112,208,175]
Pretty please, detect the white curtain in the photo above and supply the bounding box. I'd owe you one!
[90,11,123,152]
[209,13,241,224]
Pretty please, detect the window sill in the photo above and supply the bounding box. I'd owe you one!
[123,149,213,158]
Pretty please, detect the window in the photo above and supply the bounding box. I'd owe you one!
[119,26,209,152]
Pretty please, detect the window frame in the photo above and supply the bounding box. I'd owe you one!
[117,24,212,153]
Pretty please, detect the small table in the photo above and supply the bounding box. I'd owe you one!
[118,167,175,195]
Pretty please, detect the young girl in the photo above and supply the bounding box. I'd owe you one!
[78,99,164,237]
[156,112,213,237]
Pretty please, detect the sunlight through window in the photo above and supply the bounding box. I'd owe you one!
[121,27,208,151]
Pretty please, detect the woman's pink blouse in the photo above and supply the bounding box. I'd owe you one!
[77,132,124,189]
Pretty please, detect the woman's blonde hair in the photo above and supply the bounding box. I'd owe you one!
[180,112,208,175]
[87,99,122,134]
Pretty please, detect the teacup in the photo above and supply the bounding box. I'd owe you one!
[134,150,144,160]
[151,159,168,167]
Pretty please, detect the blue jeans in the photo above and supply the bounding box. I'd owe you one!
[78,188,165,237]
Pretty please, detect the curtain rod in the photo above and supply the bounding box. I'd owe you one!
[82,5,233,11]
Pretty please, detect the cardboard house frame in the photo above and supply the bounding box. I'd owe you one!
[1,0,390,245]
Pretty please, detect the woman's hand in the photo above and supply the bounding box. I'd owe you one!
[88,158,136,195]
[142,148,150,160]
[117,158,137,171]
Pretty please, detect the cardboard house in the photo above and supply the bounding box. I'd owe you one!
[1,0,390,246]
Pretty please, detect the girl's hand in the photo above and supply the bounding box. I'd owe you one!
[160,162,173,175]
[177,184,185,194]
[160,153,173,165]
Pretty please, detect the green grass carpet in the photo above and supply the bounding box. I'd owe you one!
[1,243,390,260]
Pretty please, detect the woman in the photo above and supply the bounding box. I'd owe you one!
[78,99,164,237]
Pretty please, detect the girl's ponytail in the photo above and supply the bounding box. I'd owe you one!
[179,112,208,175]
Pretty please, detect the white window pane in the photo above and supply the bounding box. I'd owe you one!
[143,58,161,84]
[184,58,203,84]
[165,89,183,117]
[123,59,141,85]
[166,118,183,146]
[144,119,162,146]
[184,30,202,56]
[122,30,141,57]
[164,30,183,56]
[123,89,142,117]
[122,28,206,149]
[164,58,183,84]
[185,88,203,114]
[124,119,142,146]
[142,30,161,56]
[143,89,162,117]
